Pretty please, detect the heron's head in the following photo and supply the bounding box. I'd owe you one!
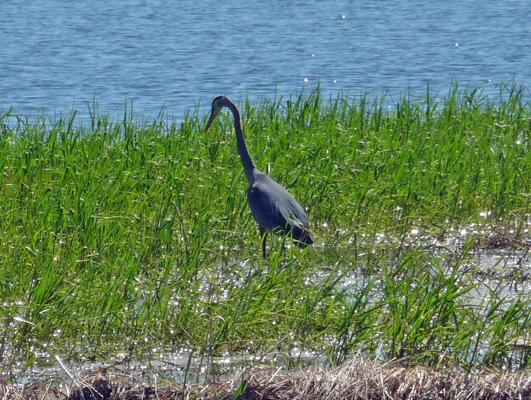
[204,96,227,134]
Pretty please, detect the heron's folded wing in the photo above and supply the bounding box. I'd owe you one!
[248,178,309,232]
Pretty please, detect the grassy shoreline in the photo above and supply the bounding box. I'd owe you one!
[1,83,530,381]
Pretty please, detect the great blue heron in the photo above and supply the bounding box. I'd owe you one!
[204,96,313,258]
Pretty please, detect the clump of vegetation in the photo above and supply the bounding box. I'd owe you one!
[0,82,530,382]
[4,356,531,399]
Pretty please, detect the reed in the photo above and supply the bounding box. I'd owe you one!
[0,81,530,380]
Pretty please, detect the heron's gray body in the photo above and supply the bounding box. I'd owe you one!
[205,96,313,257]
[248,171,312,245]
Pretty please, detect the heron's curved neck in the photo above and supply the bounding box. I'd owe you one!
[224,100,257,186]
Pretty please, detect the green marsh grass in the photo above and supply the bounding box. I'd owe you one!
[0,82,531,380]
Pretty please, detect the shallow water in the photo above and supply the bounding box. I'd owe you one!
[1,0,530,123]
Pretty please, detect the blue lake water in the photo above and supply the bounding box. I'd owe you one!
[1,0,530,123]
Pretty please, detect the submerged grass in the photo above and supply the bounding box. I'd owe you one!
[0,82,531,381]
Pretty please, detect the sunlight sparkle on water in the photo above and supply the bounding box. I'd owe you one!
[13,316,35,326]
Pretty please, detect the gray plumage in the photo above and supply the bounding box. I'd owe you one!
[204,96,313,258]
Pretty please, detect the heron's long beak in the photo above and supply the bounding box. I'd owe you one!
[204,107,221,134]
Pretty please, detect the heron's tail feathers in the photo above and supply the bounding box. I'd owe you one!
[294,228,313,248]
[272,223,313,248]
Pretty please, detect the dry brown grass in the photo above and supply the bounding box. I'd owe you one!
[2,356,531,400]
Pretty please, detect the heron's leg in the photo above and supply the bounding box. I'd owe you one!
[259,226,267,259]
